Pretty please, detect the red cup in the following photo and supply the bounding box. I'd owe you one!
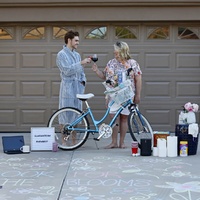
[131,141,138,155]
[132,147,138,154]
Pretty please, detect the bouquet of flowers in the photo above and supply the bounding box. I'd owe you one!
[183,102,199,113]
[179,102,199,124]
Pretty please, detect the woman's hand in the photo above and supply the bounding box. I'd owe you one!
[92,63,98,72]
[92,63,106,80]
[133,94,140,104]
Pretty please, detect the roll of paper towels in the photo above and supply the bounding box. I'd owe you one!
[167,136,178,157]
[157,138,167,157]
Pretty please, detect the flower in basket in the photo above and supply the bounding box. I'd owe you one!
[183,102,199,113]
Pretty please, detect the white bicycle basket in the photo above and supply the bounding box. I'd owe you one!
[103,79,134,105]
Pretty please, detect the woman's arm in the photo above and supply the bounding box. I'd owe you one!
[134,74,142,104]
[92,63,106,80]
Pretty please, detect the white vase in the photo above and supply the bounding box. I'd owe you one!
[186,111,196,124]
[178,111,187,124]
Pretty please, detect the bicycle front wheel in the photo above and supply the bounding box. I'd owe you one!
[48,107,90,150]
[128,112,153,149]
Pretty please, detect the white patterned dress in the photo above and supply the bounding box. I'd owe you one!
[104,58,142,114]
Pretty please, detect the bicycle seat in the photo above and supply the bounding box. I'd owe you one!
[76,93,94,101]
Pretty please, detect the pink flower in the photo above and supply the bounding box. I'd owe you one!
[183,102,199,113]
[184,102,193,112]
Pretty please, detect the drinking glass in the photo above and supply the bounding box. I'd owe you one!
[91,54,98,62]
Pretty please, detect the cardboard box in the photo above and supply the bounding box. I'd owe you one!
[153,131,170,147]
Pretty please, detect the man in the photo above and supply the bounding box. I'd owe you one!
[56,31,91,115]
[56,30,91,130]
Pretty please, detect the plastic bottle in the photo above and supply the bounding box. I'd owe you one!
[118,70,123,85]
[122,70,126,82]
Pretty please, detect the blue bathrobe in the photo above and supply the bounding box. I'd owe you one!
[56,45,86,124]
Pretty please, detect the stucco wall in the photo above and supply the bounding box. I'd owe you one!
[0,0,200,22]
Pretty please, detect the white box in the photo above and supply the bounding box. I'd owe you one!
[31,127,55,151]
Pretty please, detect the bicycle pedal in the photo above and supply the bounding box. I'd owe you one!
[93,138,100,141]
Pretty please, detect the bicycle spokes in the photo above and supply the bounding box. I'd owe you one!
[48,107,90,150]
[128,111,153,149]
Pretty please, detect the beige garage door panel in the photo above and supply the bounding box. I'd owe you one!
[143,76,199,96]
[177,53,200,69]
[145,53,171,69]
[21,109,47,125]
[0,53,16,68]
[143,106,173,132]
[144,81,171,97]
[176,82,200,97]
[21,53,46,68]
[0,81,16,97]
[0,108,16,126]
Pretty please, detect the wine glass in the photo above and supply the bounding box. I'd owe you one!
[91,54,98,62]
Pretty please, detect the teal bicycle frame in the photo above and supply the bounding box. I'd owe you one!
[65,98,134,140]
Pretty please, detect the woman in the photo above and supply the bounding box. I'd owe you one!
[92,41,142,148]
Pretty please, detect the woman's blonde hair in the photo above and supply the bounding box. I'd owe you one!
[114,41,131,60]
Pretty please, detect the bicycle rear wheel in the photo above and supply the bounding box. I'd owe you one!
[48,107,90,150]
[128,112,153,149]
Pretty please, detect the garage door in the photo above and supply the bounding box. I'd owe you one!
[0,23,199,132]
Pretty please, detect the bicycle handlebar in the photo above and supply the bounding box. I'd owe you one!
[128,103,137,112]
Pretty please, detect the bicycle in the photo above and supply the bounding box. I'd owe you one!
[48,79,153,150]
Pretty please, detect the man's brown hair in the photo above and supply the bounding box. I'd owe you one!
[64,30,79,44]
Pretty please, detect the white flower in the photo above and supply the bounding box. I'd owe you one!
[183,102,199,113]
[192,103,199,112]
[184,102,193,112]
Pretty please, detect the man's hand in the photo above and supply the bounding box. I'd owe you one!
[81,58,91,65]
